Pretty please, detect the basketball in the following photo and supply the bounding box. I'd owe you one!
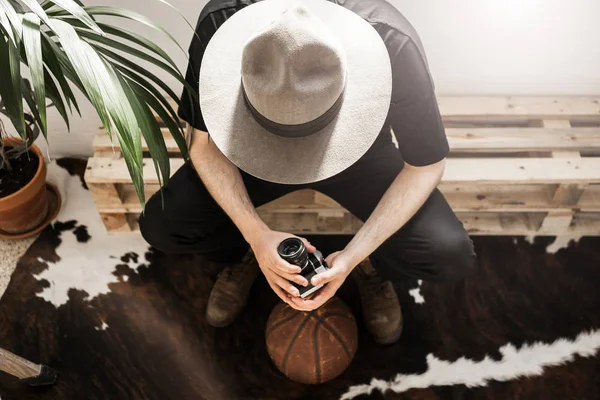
[265,297,358,384]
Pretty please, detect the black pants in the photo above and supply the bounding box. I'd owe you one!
[139,142,476,286]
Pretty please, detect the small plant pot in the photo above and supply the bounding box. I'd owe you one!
[0,139,48,236]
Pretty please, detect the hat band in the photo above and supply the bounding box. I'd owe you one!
[242,85,344,138]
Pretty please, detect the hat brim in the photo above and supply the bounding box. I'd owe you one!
[199,0,392,184]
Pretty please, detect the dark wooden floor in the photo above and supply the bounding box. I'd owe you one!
[0,162,598,400]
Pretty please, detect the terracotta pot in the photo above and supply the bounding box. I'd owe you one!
[0,139,48,235]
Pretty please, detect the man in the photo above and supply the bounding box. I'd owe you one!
[139,0,476,345]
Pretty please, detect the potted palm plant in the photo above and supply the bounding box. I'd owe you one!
[0,0,192,238]
[0,83,52,237]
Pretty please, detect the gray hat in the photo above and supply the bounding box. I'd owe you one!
[199,0,392,184]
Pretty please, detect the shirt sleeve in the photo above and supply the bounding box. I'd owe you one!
[388,38,449,166]
[177,30,208,132]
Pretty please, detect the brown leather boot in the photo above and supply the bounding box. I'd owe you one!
[206,251,260,328]
[351,259,402,344]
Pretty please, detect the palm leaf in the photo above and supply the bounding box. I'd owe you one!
[122,76,169,188]
[18,0,53,29]
[20,78,45,137]
[109,57,186,157]
[127,77,189,161]
[117,64,183,132]
[97,58,146,204]
[50,19,146,202]
[0,35,25,139]
[40,31,83,113]
[44,0,103,34]
[93,22,178,69]
[43,68,70,129]
[7,0,23,13]
[22,12,46,138]
[115,64,180,124]
[74,28,185,85]
[76,6,185,55]
[40,33,80,114]
[0,0,21,45]
[1,1,190,204]
[89,40,198,116]
[106,56,191,160]
[48,19,112,136]
[94,45,180,104]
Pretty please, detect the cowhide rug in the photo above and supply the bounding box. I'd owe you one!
[0,159,598,400]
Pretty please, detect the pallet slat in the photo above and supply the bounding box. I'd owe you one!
[116,210,600,236]
[96,184,600,214]
[85,157,600,186]
[93,126,600,154]
[444,158,600,184]
[94,128,179,154]
[446,127,600,152]
[438,97,600,118]
[85,157,185,184]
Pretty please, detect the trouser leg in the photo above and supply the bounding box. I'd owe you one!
[138,161,297,262]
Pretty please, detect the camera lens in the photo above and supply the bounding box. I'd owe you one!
[277,238,309,269]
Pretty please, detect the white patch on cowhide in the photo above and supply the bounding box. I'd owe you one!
[341,329,600,399]
[34,161,150,308]
[546,236,582,254]
[408,280,424,304]
[95,321,109,331]
[521,236,581,254]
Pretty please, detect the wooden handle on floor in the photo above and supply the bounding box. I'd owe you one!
[0,347,42,379]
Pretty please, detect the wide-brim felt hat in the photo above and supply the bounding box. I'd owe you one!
[199,0,392,184]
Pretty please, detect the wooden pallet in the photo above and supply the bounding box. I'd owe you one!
[84,96,600,235]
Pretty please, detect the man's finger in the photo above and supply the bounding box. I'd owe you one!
[288,296,316,312]
[273,258,302,275]
[266,276,290,304]
[285,295,307,311]
[278,271,309,287]
[303,284,336,308]
[271,273,301,297]
[291,296,319,310]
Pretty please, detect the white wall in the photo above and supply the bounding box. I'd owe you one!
[393,0,600,95]
[10,0,600,158]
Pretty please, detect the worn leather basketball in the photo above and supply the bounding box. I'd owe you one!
[265,297,358,384]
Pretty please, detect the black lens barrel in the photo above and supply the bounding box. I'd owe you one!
[277,238,309,269]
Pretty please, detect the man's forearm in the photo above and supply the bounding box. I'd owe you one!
[189,128,268,241]
[343,159,446,266]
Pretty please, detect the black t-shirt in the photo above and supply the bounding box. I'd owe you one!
[178,0,449,167]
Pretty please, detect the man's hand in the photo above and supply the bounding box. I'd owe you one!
[288,250,355,312]
[248,229,315,305]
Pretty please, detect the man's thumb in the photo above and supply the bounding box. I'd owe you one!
[311,269,335,286]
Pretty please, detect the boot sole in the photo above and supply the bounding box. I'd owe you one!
[204,263,260,328]
[206,313,239,328]
[373,328,402,345]
[205,283,255,328]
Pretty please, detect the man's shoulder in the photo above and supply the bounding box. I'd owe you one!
[195,0,259,30]
[338,0,418,40]
[195,0,425,56]
[339,0,430,75]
